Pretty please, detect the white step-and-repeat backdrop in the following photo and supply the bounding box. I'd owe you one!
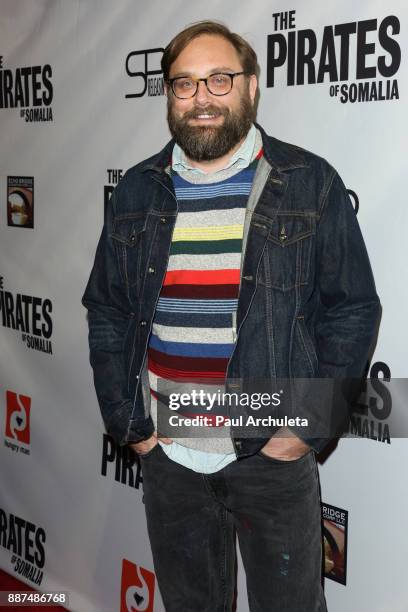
[1,1,406,611]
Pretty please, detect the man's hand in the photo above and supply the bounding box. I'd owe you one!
[260,427,310,461]
[129,432,173,456]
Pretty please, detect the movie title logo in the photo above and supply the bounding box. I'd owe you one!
[0,55,53,121]
[322,502,348,585]
[350,361,391,443]
[0,276,53,355]
[7,176,34,228]
[101,434,143,490]
[0,508,46,586]
[120,559,155,612]
[103,169,123,217]
[4,390,31,456]
[267,11,400,104]
[125,48,165,98]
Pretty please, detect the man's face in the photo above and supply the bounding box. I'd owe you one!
[166,34,257,162]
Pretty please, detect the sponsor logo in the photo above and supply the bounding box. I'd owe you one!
[0,275,53,354]
[7,176,34,228]
[350,361,391,444]
[120,559,155,612]
[125,49,165,98]
[0,55,53,121]
[322,502,348,585]
[101,434,143,490]
[4,390,31,454]
[266,11,400,104]
[0,507,46,586]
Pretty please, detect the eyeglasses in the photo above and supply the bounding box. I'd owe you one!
[168,71,246,99]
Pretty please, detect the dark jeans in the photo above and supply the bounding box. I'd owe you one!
[141,445,327,612]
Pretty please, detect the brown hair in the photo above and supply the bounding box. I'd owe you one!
[161,20,259,81]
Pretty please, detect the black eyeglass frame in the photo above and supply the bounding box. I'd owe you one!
[168,71,247,99]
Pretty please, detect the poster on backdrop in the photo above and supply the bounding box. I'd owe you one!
[0,1,407,611]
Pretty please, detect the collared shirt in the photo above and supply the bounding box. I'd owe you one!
[172,123,257,176]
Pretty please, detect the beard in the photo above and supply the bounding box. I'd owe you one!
[167,91,256,162]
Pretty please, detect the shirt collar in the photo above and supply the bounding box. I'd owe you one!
[172,123,256,175]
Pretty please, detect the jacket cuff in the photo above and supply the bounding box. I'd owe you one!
[124,415,155,446]
[104,407,155,447]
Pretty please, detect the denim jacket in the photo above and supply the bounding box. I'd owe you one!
[82,124,380,457]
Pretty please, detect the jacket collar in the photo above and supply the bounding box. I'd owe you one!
[255,123,309,171]
[140,122,309,175]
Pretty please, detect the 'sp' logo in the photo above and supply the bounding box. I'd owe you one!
[5,391,31,444]
[120,559,155,612]
[125,48,164,98]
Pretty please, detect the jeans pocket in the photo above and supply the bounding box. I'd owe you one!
[257,449,312,465]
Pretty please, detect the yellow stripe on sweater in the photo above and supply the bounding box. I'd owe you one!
[172,224,244,242]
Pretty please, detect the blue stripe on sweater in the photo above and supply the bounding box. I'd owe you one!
[175,184,252,200]
[156,297,238,313]
[149,334,234,357]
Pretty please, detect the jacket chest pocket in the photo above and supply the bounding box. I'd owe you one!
[258,213,316,291]
[110,215,146,290]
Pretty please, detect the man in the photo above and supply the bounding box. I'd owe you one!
[82,21,380,612]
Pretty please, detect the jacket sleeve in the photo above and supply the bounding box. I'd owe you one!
[304,168,381,452]
[316,169,380,377]
[81,188,154,446]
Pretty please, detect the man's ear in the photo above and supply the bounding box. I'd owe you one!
[249,74,258,104]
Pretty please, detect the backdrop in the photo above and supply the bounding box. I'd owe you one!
[0,1,407,611]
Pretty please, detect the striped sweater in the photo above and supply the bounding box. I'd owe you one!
[148,149,262,452]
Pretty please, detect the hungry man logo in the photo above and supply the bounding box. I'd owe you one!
[5,390,31,445]
[120,559,155,612]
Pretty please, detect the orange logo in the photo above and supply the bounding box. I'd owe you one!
[5,391,31,444]
[120,559,156,612]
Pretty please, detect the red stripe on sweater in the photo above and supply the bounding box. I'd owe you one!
[148,347,228,372]
[163,269,240,286]
[148,359,225,382]
[160,283,239,299]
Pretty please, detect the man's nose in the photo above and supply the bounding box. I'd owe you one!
[194,80,212,105]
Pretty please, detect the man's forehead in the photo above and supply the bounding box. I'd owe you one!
[169,34,242,76]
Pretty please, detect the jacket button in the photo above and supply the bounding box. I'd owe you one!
[235,441,242,449]
[148,266,155,274]
[140,320,147,327]
[160,217,167,224]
